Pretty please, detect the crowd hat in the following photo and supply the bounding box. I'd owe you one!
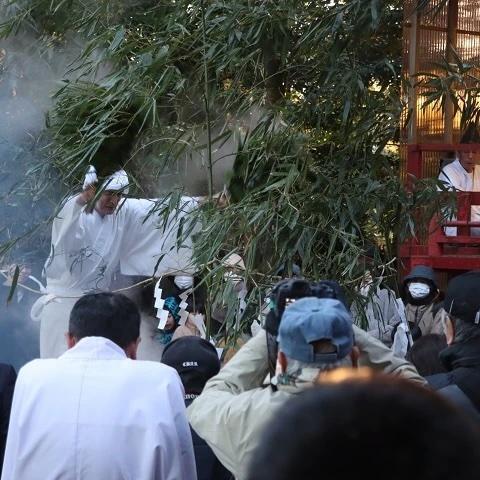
[403,265,437,289]
[162,336,220,395]
[278,297,353,364]
[444,271,480,325]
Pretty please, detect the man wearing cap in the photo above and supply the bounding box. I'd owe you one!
[402,265,443,340]
[188,297,425,480]
[426,271,480,417]
[32,166,198,358]
[162,337,232,480]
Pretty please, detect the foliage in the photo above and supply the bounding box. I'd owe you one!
[0,0,450,338]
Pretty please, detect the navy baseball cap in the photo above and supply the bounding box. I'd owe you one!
[162,336,220,395]
[277,297,354,363]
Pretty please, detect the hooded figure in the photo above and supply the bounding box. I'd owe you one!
[402,265,443,340]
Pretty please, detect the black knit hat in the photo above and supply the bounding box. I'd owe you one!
[444,271,480,325]
[161,336,220,395]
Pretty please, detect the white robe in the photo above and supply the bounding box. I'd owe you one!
[1,337,197,480]
[438,159,480,236]
[352,281,402,347]
[32,195,198,358]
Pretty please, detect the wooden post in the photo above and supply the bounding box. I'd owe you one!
[407,2,419,143]
[444,0,459,143]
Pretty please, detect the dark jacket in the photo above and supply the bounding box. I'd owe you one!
[0,363,16,476]
[186,399,232,480]
[427,337,480,417]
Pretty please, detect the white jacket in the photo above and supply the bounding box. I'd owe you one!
[2,337,197,480]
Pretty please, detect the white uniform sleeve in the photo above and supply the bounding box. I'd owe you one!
[43,195,84,282]
[120,197,199,277]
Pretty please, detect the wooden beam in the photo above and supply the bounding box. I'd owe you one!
[444,0,459,143]
[407,2,420,143]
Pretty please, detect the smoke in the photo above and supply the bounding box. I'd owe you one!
[148,107,266,197]
[0,34,82,369]
[0,25,264,368]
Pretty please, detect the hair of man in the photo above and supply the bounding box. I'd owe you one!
[69,292,140,350]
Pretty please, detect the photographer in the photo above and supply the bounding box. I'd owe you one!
[187,279,425,480]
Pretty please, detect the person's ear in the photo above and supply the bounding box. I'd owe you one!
[444,316,455,345]
[277,351,288,374]
[65,333,77,349]
[350,346,360,368]
[125,337,141,360]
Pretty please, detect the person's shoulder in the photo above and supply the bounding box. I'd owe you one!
[443,158,459,171]
[11,359,59,388]
[128,359,180,380]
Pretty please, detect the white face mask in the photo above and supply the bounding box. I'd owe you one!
[408,282,431,299]
[174,275,194,290]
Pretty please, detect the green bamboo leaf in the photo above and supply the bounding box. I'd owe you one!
[6,265,20,305]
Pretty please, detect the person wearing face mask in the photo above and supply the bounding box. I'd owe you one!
[438,125,480,236]
[402,265,444,341]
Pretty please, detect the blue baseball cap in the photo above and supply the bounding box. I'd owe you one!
[277,297,353,363]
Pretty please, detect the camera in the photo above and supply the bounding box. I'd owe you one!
[264,278,349,378]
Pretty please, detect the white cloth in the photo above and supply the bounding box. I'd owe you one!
[82,166,129,193]
[353,283,402,347]
[174,275,194,290]
[34,194,198,358]
[102,169,130,193]
[1,337,197,480]
[82,165,98,190]
[438,158,480,236]
[407,282,430,299]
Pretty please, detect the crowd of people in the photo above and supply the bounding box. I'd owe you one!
[1,160,480,479]
[1,270,480,479]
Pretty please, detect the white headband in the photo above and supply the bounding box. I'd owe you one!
[82,165,129,194]
[102,169,129,194]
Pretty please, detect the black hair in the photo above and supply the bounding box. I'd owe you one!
[69,292,140,349]
[406,334,447,376]
[460,124,480,144]
[248,376,480,480]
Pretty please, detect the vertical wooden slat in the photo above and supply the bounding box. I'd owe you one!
[444,0,459,143]
[408,2,419,143]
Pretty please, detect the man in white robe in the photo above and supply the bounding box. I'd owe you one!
[2,292,197,480]
[32,167,198,358]
[438,150,480,236]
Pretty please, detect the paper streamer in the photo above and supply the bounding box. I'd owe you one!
[179,310,189,326]
[157,310,169,330]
